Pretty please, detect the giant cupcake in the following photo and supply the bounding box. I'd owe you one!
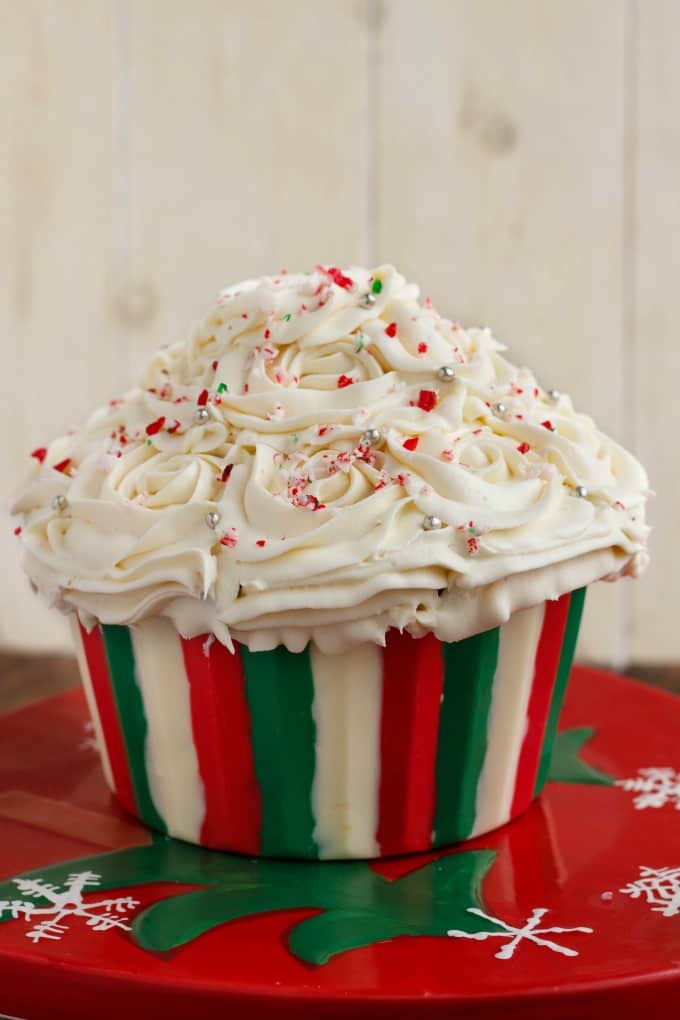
[12,264,649,859]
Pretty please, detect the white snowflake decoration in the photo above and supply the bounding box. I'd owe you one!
[79,719,99,753]
[0,871,139,943]
[619,866,680,918]
[616,767,680,810]
[447,907,593,960]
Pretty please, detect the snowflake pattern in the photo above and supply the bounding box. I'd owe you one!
[447,907,593,960]
[0,871,139,943]
[616,767,680,810]
[619,866,680,918]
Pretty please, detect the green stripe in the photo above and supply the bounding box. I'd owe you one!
[433,627,500,844]
[241,645,318,858]
[100,625,167,834]
[534,587,587,795]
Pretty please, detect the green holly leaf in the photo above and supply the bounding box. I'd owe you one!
[0,837,498,966]
[548,727,616,786]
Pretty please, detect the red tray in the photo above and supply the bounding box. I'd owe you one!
[0,665,678,1019]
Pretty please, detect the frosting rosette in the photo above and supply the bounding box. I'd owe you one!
[12,264,650,652]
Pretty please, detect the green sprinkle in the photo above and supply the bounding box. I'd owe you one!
[284,313,292,321]
[146,438,152,446]
[217,382,228,394]
[292,434,299,444]
[355,335,366,353]
[371,278,383,294]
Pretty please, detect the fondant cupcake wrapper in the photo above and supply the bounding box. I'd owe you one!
[72,588,585,860]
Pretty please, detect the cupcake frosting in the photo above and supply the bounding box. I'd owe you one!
[12,264,650,652]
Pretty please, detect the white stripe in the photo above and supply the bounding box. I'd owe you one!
[470,603,546,837]
[310,643,383,859]
[129,618,205,843]
[70,616,115,791]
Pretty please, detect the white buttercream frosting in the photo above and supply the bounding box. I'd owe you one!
[12,264,649,652]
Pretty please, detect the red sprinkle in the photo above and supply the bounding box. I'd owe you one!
[256,539,266,547]
[403,436,420,451]
[220,533,238,548]
[318,426,330,437]
[517,442,531,454]
[53,458,72,473]
[417,389,437,412]
[385,322,398,338]
[31,447,47,464]
[541,420,555,431]
[323,265,354,290]
[220,464,234,483]
[264,328,271,340]
[167,419,181,434]
[13,526,22,536]
[417,342,428,355]
[145,416,166,436]
[197,389,209,406]
[337,374,355,388]
[211,360,219,371]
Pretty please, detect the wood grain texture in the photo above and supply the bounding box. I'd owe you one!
[1,1,119,651]
[378,0,629,664]
[630,0,679,660]
[1,1,673,665]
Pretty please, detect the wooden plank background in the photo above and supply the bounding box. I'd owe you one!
[1,0,676,665]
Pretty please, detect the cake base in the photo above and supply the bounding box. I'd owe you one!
[0,666,678,1019]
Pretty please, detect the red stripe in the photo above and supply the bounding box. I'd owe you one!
[182,636,261,854]
[79,623,137,816]
[377,631,444,856]
[511,594,571,816]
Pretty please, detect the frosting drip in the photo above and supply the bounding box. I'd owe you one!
[12,265,649,651]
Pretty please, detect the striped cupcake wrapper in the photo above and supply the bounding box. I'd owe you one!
[71,588,585,860]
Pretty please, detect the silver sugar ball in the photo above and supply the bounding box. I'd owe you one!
[422,514,443,531]
[359,292,377,308]
[194,407,210,424]
[493,402,507,416]
[574,485,589,499]
[547,388,561,402]
[437,364,456,382]
[205,511,221,529]
[51,494,68,512]
[361,428,382,446]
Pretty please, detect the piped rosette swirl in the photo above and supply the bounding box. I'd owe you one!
[12,264,649,652]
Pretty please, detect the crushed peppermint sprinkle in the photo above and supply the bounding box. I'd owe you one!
[220,527,238,547]
[321,265,354,290]
[417,389,437,412]
[220,464,234,483]
[145,416,166,436]
[403,436,420,451]
[517,442,531,454]
[467,536,480,555]
[197,389,209,407]
[614,500,626,510]
[167,419,181,434]
[318,426,331,437]
[441,449,455,461]
[256,539,266,547]
[31,447,47,463]
[541,420,555,431]
[53,458,72,474]
[417,342,428,355]
[385,322,398,338]
[337,374,355,388]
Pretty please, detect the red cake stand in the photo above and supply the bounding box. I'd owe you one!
[0,665,678,1020]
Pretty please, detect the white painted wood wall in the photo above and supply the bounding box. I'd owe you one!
[2,0,677,664]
